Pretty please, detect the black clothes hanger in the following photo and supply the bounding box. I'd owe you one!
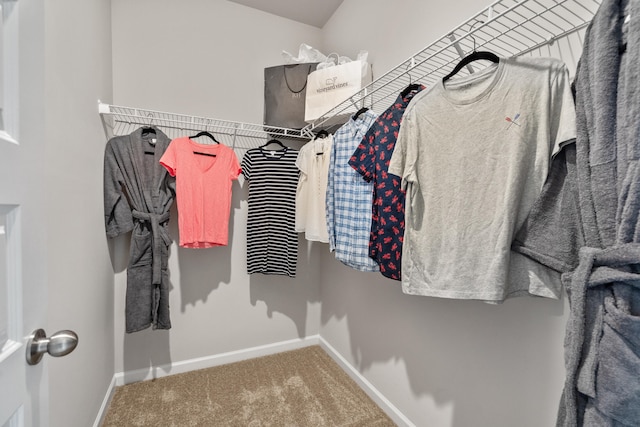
[190,130,220,144]
[352,107,369,120]
[193,151,216,157]
[314,129,329,139]
[261,139,286,149]
[141,126,157,137]
[442,51,499,83]
[313,129,330,155]
[400,83,422,98]
[140,126,157,154]
[189,131,219,156]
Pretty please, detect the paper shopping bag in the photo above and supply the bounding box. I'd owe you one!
[264,63,318,129]
[304,60,372,126]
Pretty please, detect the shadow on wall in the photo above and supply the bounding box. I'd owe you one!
[248,237,325,338]
[121,328,172,382]
[106,231,129,275]
[107,229,174,380]
[237,160,324,340]
[320,257,568,427]
[115,179,245,377]
[175,180,242,312]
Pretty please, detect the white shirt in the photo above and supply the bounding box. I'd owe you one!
[295,135,333,243]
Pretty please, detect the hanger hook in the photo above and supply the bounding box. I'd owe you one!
[405,58,415,85]
[468,20,484,53]
[146,112,154,126]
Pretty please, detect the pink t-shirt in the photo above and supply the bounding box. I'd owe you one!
[160,137,241,248]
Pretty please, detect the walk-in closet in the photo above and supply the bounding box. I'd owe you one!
[2,0,637,426]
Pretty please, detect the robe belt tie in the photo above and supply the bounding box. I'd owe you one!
[561,243,640,426]
[132,210,172,285]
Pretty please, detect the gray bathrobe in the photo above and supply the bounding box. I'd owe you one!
[104,127,175,333]
[513,0,640,425]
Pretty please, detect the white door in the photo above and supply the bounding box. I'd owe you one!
[0,0,29,422]
[0,0,54,425]
[0,161,29,427]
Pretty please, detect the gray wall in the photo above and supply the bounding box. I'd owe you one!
[41,0,115,426]
[110,0,324,375]
[110,0,575,426]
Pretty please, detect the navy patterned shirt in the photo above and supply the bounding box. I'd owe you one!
[348,87,425,280]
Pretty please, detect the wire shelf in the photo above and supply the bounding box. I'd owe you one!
[305,0,601,131]
[99,0,601,149]
[98,102,314,154]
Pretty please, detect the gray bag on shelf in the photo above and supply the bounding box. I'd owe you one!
[264,62,318,130]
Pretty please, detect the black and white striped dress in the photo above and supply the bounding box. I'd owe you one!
[241,146,299,277]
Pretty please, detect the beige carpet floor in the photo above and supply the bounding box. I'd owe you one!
[102,345,396,427]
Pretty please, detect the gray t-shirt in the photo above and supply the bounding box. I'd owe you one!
[388,56,576,302]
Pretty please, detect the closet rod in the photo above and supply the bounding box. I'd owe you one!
[407,11,594,87]
[304,0,601,131]
[98,101,314,143]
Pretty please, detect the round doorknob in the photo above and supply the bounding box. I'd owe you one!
[26,328,79,365]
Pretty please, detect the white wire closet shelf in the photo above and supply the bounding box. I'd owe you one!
[99,0,601,146]
[98,102,314,153]
[305,0,602,131]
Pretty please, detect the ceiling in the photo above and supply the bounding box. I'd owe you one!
[227,0,344,28]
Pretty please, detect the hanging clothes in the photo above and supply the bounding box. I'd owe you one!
[295,134,333,243]
[349,86,425,280]
[326,110,380,272]
[160,137,241,248]
[241,146,299,277]
[103,127,175,333]
[388,56,576,302]
[513,0,640,424]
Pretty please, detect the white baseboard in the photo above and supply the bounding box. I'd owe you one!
[319,337,416,427]
[93,336,320,426]
[93,375,116,427]
[114,335,320,387]
[94,335,413,427]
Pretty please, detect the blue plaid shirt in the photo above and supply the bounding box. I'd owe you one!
[326,110,380,272]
